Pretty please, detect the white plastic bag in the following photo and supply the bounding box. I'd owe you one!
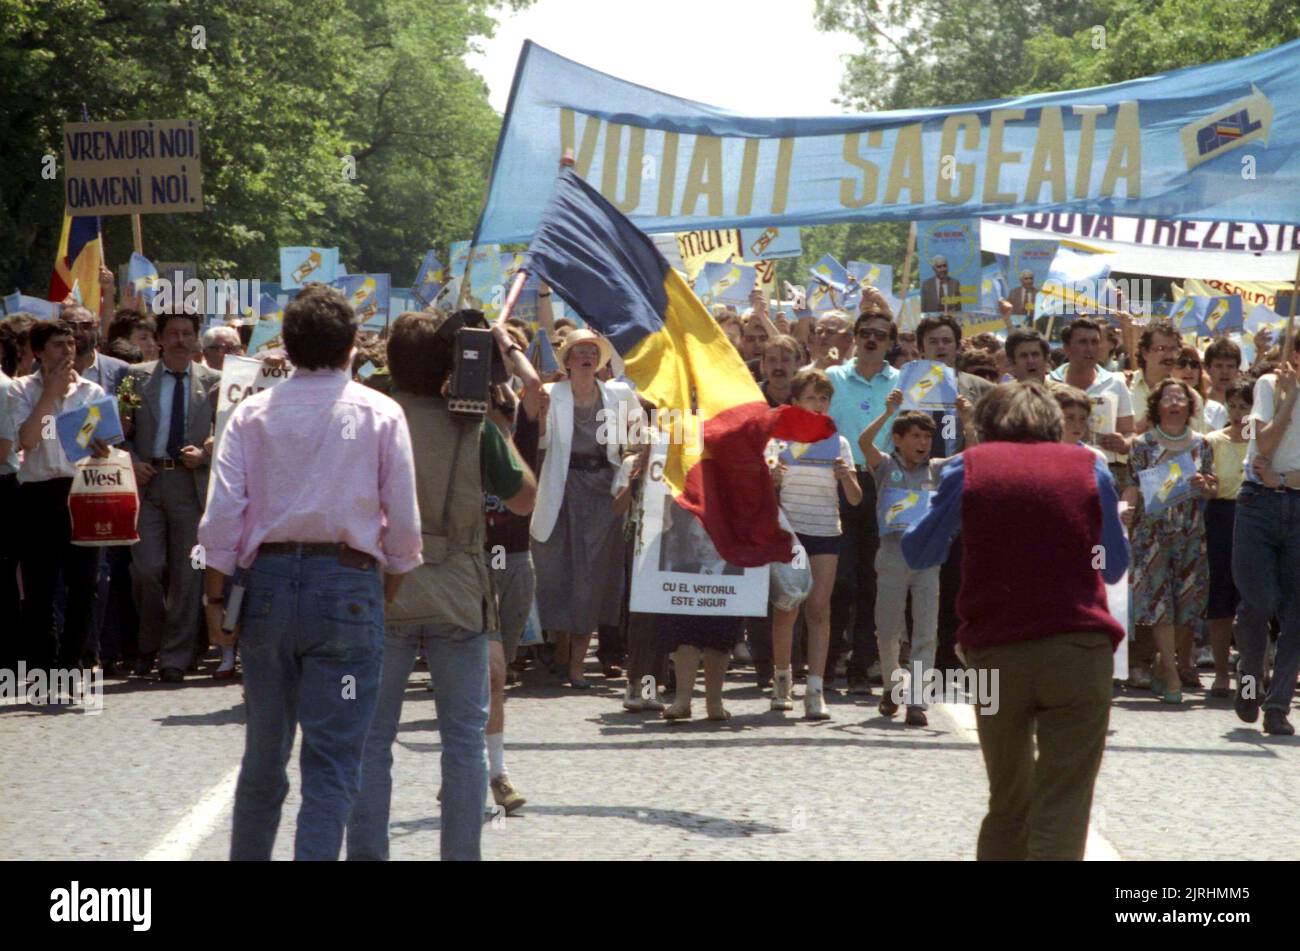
[769,543,812,611]
[69,447,140,547]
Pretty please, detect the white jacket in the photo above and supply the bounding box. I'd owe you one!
[531,378,643,543]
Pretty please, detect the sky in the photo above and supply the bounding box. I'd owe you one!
[468,0,862,116]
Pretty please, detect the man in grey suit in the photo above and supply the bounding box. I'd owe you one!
[122,311,220,682]
[1007,270,1038,318]
[920,256,963,313]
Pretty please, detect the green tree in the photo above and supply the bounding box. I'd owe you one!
[0,0,527,294]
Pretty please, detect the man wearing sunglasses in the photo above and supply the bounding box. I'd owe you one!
[825,302,899,694]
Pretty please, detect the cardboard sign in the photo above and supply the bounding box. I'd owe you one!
[629,440,768,616]
[64,119,203,215]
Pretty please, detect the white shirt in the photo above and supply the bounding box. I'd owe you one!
[770,435,854,537]
[7,372,106,482]
[1245,374,1300,482]
[1050,363,1133,464]
[1205,399,1228,431]
[0,371,20,475]
[152,364,191,459]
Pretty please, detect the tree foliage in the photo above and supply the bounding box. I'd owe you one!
[796,0,1300,295]
[0,0,527,291]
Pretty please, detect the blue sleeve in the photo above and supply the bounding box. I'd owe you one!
[1094,457,1130,584]
[902,455,964,569]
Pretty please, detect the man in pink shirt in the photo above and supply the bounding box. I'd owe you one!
[197,284,421,861]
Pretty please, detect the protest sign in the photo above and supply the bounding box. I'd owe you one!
[412,250,443,306]
[695,261,755,303]
[56,397,125,464]
[331,274,391,331]
[878,487,931,536]
[1138,451,1196,515]
[740,226,801,260]
[898,360,957,411]
[63,119,203,215]
[280,247,339,290]
[1033,247,1114,336]
[477,42,1300,243]
[2,292,59,319]
[674,229,742,282]
[207,356,294,508]
[917,220,980,312]
[630,441,768,616]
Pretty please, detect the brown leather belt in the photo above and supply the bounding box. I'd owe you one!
[150,458,180,470]
[258,542,377,570]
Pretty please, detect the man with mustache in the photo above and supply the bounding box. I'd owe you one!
[825,297,899,693]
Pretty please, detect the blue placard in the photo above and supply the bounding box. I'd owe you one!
[279,247,339,290]
[740,226,801,260]
[3,291,60,319]
[331,274,391,331]
[917,220,981,313]
[778,434,842,468]
[56,397,125,464]
[897,359,957,411]
[879,487,931,535]
[694,261,755,303]
[1138,450,1196,515]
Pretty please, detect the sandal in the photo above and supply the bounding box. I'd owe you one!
[1210,677,1232,699]
[706,705,731,721]
[1178,668,1202,689]
[567,677,594,690]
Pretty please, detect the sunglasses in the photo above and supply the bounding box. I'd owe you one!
[856,328,890,340]
[1176,358,1201,369]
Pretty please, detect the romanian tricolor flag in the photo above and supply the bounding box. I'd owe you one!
[525,168,834,567]
[48,211,103,313]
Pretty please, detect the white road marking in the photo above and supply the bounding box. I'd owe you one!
[937,701,1122,861]
[142,764,241,861]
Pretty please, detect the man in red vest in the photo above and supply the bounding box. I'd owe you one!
[902,381,1129,860]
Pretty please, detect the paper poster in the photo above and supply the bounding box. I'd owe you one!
[412,250,443,306]
[1002,239,1058,317]
[330,274,391,331]
[898,360,957,412]
[56,397,125,464]
[630,440,768,616]
[1138,450,1196,515]
[2,292,60,319]
[695,261,755,304]
[279,247,339,290]
[740,226,801,260]
[917,220,980,313]
[64,119,203,215]
[778,435,841,469]
[878,487,931,536]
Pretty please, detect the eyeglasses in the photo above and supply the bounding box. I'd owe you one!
[856,328,890,340]
[813,327,847,337]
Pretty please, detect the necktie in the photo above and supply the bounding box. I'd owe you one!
[166,370,187,460]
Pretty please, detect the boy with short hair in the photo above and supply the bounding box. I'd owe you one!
[858,391,973,726]
[1053,385,1109,466]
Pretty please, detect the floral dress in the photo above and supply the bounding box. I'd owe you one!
[1127,431,1213,626]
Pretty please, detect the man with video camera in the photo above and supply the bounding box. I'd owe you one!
[347,309,538,862]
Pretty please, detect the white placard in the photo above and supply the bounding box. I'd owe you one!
[206,356,292,505]
[629,441,768,616]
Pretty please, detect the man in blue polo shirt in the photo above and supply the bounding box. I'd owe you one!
[825,301,899,693]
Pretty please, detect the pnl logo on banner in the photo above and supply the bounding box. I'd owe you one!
[280,247,339,290]
[1181,84,1273,169]
[917,220,980,313]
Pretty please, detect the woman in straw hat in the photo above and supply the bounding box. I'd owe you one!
[532,329,644,687]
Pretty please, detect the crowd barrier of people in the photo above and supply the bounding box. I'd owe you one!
[2,265,1298,862]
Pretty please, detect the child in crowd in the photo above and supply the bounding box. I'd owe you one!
[858,389,974,725]
[1053,385,1109,466]
[1203,380,1253,697]
[769,369,861,720]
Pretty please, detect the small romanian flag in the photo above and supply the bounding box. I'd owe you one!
[525,168,834,567]
[49,211,103,314]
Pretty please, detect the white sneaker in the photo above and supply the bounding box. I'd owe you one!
[733,641,753,664]
[770,670,794,711]
[804,687,831,721]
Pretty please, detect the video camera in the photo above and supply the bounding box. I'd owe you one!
[436,309,509,419]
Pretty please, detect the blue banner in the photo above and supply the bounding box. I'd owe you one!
[412,250,443,307]
[3,292,59,319]
[477,41,1300,244]
[279,247,339,290]
[917,220,980,312]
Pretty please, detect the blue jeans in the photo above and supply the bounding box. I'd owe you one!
[348,623,489,861]
[1232,484,1300,713]
[229,552,384,861]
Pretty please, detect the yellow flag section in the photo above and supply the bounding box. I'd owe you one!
[1175,276,1290,312]
[623,268,765,496]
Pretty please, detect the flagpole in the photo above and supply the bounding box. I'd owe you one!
[132,214,143,256]
[897,221,916,308]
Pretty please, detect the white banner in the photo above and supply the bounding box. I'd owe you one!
[206,356,292,506]
[981,214,1300,280]
[630,441,768,616]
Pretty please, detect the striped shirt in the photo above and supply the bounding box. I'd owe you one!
[771,435,854,537]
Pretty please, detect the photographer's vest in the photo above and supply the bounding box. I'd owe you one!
[385,392,498,633]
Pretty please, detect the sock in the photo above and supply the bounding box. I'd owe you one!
[217,646,236,672]
[486,732,506,779]
[807,674,824,694]
[775,667,792,679]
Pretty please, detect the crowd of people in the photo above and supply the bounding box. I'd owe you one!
[2,260,1298,862]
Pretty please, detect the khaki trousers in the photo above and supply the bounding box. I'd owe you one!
[966,631,1113,861]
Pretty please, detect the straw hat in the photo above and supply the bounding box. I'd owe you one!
[556,328,614,371]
